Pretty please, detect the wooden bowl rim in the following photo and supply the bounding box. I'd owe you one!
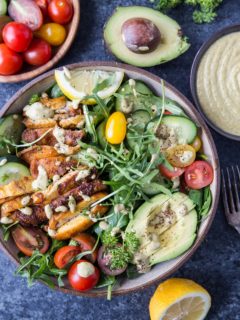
[0,61,220,297]
[0,0,80,84]
[190,24,240,141]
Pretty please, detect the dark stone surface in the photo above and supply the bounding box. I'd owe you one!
[0,0,239,319]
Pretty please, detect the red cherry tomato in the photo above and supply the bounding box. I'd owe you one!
[72,233,98,263]
[23,38,52,66]
[8,0,43,31]
[159,164,185,179]
[11,225,49,256]
[54,245,81,269]
[35,0,50,16]
[48,0,73,24]
[68,260,100,291]
[0,44,23,75]
[3,22,33,53]
[184,160,214,190]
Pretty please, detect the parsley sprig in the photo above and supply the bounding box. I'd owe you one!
[150,0,223,23]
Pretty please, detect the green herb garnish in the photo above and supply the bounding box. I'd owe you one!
[150,0,223,23]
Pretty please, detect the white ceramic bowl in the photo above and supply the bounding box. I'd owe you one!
[0,61,220,297]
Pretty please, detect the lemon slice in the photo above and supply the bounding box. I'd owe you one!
[55,68,124,104]
[149,278,211,320]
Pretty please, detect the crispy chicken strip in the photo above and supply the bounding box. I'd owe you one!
[30,156,78,179]
[18,146,59,164]
[50,179,106,211]
[14,179,105,226]
[15,205,47,226]
[22,128,85,146]
[59,115,85,129]
[40,96,67,110]
[23,118,57,129]
[0,177,34,200]
[1,194,33,217]
[0,196,16,205]
[49,192,108,240]
[32,167,94,204]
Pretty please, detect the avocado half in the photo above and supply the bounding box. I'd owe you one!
[126,192,198,266]
[103,6,190,67]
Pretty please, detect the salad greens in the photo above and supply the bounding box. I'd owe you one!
[189,186,212,218]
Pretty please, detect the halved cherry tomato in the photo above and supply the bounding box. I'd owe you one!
[48,0,73,25]
[105,111,127,145]
[36,23,66,46]
[166,144,196,168]
[184,160,214,190]
[68,259,100,291]
[0,44,23,75]
[73,233,98,263]
[8,0,43,31]
[23,39,52,66]
[11,225,49,256]
[159,164,185,179]
[54,245,81,269]
[191,136,202,152]
[3,22,33,52]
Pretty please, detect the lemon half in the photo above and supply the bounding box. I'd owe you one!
[55,68,124,104]
[149,278,211,320]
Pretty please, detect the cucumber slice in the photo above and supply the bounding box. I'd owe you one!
[0,162,30,186]
[131,109,151,132]
[118,80,153,96]
[0,0,7,16]
[96,121,107,149]
[116,80,162,115]
[161,115,197,144]
[0,114,24,156]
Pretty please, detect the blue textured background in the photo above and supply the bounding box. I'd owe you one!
[0,1,240,319]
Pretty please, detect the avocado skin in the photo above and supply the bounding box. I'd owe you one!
[104,6,190,67]
[126,192,198,265]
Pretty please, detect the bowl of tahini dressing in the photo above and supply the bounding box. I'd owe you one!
[191,25,240,140]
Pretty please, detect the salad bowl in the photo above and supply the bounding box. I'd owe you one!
[0,61,220,297]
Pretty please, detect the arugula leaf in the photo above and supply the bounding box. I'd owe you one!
[16,240,67,287]
[0,221,18,241]
[200,186,212,217]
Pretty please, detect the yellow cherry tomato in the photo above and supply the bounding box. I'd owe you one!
[166,144,196,168]
[191,136,202,152]
[35,23,66,46]
[105,111,127,144]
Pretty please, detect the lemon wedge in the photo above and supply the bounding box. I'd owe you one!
[55,68,124,104]
[149,278,211,320]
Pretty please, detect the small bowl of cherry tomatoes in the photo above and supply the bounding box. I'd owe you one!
[0,0,80,83]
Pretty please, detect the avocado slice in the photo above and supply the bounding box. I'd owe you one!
[126,192,198,266]
[104,6,190,67]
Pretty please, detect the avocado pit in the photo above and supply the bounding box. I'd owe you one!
[121,18,161,54]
